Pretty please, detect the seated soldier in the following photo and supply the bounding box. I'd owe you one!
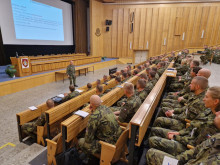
[113,83,141,123]
[96,79,101,86]
[135,79,148,102]
[121,72,128,83]
[149,86,220,156]
[103,75,108,85]
[146,127,220,165]
[133,70,139,76]
[137,66,142,73]
[146,67,151,77]
[154,76,208,131]
[151,67,160,80]
[96,85,104,97]
[104,76,121,93]
[62,85,80,102]
[139,73,148,80]
[21,99,54,139]
[127,71,132,77]
[157,62,166,76]
[87,83,92,91]
[213,46,220,64]
[78,95,122,155]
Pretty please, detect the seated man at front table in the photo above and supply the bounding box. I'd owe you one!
[62,85,80,102]
[78,95,122,155]
[114,83,142,123]
[21,99,54,140]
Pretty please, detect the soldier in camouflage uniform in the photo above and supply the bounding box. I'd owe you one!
[62,85,80,102]
[213,46,220,64]
[157,62,166,77]
[151,67,160,80]
[21,99,54,139]
[146,132,220,165]
[78,95,122,155]
[154,76,208,131]
[96,84,105,97]
[66,60,77,87]
[113,83,142,123]
[135,79,148,102]
[104,76,121,93]
[200,46,214,64]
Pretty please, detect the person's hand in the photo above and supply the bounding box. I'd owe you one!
[64,93,68,97]
[165,110,174,117]
[121,102,125,106]
[167,132,180,139]
[178,76,182,81]
[114,111,120,115]
[178,97,184,102]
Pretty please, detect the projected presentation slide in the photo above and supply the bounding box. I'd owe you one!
[11,0,64,41]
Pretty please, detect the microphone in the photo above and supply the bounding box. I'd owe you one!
[16,52,19,58]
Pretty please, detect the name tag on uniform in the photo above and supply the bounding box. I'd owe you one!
[185,108,188,115]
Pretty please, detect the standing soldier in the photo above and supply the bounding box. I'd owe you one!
[66,60,78,87]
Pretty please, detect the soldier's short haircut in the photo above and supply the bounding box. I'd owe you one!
[115,76,121,83]
[46,99,54,109]
[97,79,101,85]
[122,72,128,78]
[149,70,156,78]
[192,66,202,74]
[139,73,148,80]
[208,86,220,112]
[127,71,132,77]
[193,76,208,90]
[198,68,211,79]
[146,67,151,72]
[96,85,103,93]
[138,79,147,89]
[137,66,142,70]
[133,70,138,75]
[158,62,164,67]
[151,67,157,72]
[69,85,75,92]
[192,60,200,67]
[123,83,134,95]
[87,83,92,89]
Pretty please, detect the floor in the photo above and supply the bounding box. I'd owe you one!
[0,56,219,164]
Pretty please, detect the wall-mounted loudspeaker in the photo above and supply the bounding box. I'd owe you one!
[106,27,110,32]
[106,20,112,25]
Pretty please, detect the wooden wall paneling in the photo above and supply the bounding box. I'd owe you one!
[103,5,113,57]
[122,8,129,58]
[185,7,196,48]
[149,8,159,57]
[127,8,135,58]
[173,8,183,51]
[144,8,153,52]
[138,8,147,49]
[203,6,217,46]
[133,8,141,50]
[181,7,190,49]
[161,8,171,54]
[155,7,165,55]
[166,7,177,52]
[191,7,203,47]
[112,9,118,57]
[216,25,220,45]
[117,9,124,57]
[210,6,220,46]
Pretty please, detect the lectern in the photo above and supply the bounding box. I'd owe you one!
[10,56,32,77]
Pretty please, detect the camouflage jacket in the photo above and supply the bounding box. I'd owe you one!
[176,133,220,165]
[157,67,165,77]
[66,64,76,76]
[172,90,206,122]
[135,89,148,102]
[155,73,160,80]
[62,91,80,102]
[145,80,155,94]
[34,113,46,126]
[85,105,122,144]
[118,94,142,123]
[176,64,189,76]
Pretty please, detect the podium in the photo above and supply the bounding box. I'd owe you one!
[10,56,32,77]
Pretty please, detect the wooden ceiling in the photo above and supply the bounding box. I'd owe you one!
[101,0,220,4]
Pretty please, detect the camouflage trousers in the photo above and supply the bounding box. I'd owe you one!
[69,75,76,85]
[153,117,185,131]
[169,82,184,91]
[161,102,182,109]
[150,127,176,138]
[78,138,101,155]
[21,122,37,139]
[149,136,187,156]
[109,106,121,112]
[146,148,176,165]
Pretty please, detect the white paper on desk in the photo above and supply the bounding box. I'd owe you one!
[116,85,123,88]
[76,89,83,93]
[57,94,64,98]
[74,110,89,118]
[29,106,37,111]
[162,156,178,165]
[166,73,175,76]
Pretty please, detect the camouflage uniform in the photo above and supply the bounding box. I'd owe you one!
[146,133,220,165]
[153,91,206,131]
[21,113,46,139]
[157,67,165,77]
[62,91,80,102]
[135,89,148,102]
[78,105,122,155]
[200,48,213,64]
[66,64,76,85]
[118,94,142,123]
[213,49,220,64]
[155,73,160,81]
